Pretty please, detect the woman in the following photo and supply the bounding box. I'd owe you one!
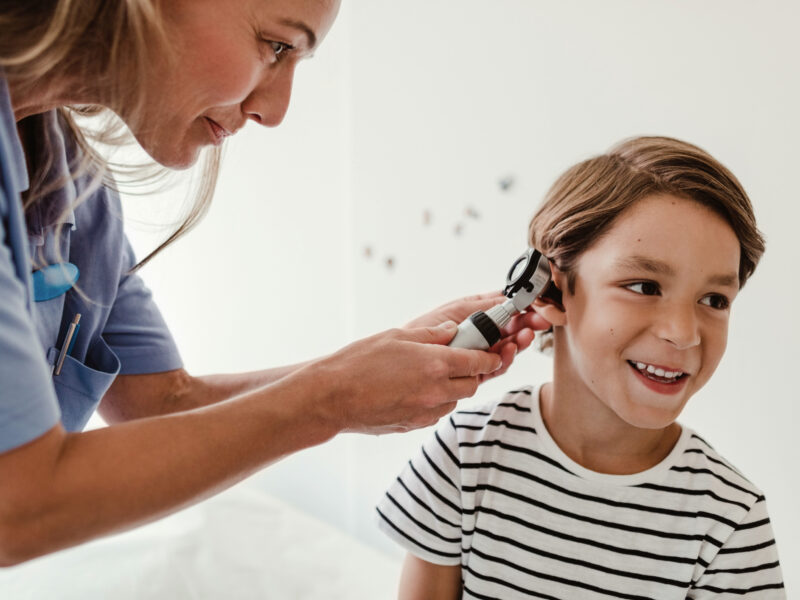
[0,0,545,564]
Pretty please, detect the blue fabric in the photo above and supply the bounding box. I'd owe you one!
[0,75,183,451]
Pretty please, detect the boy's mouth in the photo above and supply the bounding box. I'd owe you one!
[627,360,687,384]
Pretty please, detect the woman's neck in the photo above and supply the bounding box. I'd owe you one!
[539,377,682,476]
[8,75,93,122]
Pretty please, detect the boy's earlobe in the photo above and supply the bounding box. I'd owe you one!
[533,296,567,326]
[533,266,568,326]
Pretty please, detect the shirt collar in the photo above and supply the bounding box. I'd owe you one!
[26,110,80,237]
[0,74,30,195]
[24,110,78,238]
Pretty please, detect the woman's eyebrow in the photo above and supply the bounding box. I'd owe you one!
[279,18,317,49]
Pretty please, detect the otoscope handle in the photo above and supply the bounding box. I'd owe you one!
[448,301,517,350]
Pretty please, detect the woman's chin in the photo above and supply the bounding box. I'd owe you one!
[163,152,201,170]
[147,143,201,170]
[132,129,202,170]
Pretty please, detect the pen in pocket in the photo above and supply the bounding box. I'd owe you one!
[54,313,81,376]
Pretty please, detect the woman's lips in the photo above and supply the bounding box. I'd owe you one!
[204,117,230,145]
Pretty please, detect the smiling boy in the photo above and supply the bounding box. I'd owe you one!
[376,137,785,599]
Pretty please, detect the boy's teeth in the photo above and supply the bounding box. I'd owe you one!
[632,361,685,381]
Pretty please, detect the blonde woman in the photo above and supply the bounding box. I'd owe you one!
[0,0,546,564]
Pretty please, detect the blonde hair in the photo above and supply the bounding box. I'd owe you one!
[529,136,766,351]
[1,0,222,270]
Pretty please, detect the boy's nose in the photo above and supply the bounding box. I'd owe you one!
[653,302,701,350]
[242,66,296,128]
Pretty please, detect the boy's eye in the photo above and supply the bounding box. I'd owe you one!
[625,281,660,296]
[699,294,730,310]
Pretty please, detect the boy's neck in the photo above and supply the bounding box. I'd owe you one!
[539,381,682,476]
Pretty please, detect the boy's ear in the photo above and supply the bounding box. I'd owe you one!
[533,264,568,326]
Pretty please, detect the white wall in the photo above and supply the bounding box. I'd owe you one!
[124,0,799,589]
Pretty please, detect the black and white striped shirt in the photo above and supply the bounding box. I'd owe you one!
[377,386,785,599]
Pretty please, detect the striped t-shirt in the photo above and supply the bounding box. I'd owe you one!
[376,385,785,599]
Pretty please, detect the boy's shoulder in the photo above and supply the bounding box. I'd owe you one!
[449,385,538,431]
[444,385,545,454]
[674,427,766,504]
[453,385,537,417]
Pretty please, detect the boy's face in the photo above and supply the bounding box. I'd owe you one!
[554,194,741,429]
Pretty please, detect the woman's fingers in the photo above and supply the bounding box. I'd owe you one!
[403,291,504,329]
[316,325,504,435]
[401,320,458,345]
[513,328,536,351]
[504,310,552,335]
[439,346,502,378]
[399,324,502,378]
[372,293,556,400]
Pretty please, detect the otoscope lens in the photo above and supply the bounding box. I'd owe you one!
[507,254,529,283]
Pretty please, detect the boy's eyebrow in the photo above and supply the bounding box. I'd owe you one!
[615,255,739,287]
[707,272,739,288]
[615,255,675,276]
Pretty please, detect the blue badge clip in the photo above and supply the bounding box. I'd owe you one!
[32,263,80,302]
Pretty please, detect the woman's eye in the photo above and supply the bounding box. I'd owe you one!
[625,281,660,296]
[269,41,291,59]
[258,36,293,62]
[700,294,730,310]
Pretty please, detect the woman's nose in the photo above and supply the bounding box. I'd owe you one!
[654,302,701,350]
[242,65,296,127]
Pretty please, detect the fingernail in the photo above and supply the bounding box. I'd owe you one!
[440,320,457,330]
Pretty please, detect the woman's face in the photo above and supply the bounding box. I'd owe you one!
[132,0,340,168]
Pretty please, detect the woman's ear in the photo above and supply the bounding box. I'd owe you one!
[533,264,568,326]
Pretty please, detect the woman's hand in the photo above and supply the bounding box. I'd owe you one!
[404,292,552,382]
[311,322,503,435]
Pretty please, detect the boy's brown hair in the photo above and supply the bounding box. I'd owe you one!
[529,136,765,299]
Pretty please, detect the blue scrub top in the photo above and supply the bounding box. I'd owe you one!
[0,76,182,453]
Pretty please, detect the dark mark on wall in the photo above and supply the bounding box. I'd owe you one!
[499,176,515,192]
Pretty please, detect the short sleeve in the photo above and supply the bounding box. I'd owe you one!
[102,236,182,375]
[376,417,464,565]
[690,496,786,598]
[0,189,61,453]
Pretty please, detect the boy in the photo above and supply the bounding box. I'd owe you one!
[376,137,785,599]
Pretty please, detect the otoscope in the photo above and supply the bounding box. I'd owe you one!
[448,248,552,350]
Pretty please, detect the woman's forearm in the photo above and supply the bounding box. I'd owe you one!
[100,361,314,422]
[0,367,337,566]
[193,361,314,403]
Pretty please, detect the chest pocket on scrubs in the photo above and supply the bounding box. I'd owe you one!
[46,337,120,431]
